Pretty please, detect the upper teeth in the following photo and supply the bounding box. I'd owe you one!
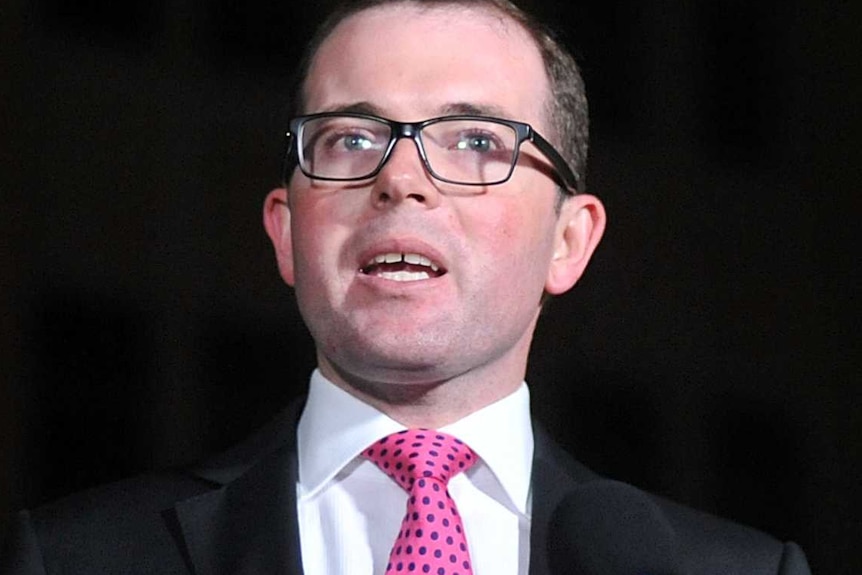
[369,252,439,272]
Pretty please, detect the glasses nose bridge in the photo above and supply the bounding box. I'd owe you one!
[389,120,427,155]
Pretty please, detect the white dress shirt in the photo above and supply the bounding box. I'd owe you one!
[297,370,534,575]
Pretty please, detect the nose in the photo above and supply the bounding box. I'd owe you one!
[370,138,442,209]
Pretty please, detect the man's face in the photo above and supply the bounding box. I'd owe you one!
[265,5,603,393]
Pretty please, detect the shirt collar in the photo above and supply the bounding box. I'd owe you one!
[297,370,403,498]
[297,370,534,514]
[440,385,533,514]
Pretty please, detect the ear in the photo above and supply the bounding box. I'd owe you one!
[263,187,296,286]
[545,193,606,295]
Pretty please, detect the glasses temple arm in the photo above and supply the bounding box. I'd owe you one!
[529,131,582,194]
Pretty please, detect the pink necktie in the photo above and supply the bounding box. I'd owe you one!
[364,429,478,575]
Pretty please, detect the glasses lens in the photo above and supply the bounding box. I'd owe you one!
[421,119,518,185]
[298,116,392,179]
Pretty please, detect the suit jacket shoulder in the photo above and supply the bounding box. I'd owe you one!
[3,470,214,574]
[529,424,811,575]
[1,400,306,575]
[653,495,810,575]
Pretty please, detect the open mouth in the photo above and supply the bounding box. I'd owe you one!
[360,252,446,282]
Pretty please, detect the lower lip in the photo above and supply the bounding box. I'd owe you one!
[356,271,446,290]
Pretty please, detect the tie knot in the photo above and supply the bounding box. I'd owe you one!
[364,429,477,491]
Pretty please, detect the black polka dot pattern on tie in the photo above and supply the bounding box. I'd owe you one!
[364,429,477,575]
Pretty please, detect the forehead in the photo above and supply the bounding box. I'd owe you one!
[303,4,550,125]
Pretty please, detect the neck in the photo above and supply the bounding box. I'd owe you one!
[318,354,528,429]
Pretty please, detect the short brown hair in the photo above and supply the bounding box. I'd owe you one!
[286,0,589,191]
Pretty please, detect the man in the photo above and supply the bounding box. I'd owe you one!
[2,0,811,573]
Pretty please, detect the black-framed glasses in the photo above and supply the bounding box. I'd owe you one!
[282,112,581,194]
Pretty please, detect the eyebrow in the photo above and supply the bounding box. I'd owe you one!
[320,102,385,116]
[438,102,510,119]
[315,101,512,120]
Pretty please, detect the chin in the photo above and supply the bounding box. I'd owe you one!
[330,339,462,385]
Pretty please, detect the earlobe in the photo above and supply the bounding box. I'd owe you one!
[263,187,296,286]
[545,194,606,295]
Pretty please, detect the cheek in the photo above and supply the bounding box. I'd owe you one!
[463,200,557,283]
[289,203,341,285]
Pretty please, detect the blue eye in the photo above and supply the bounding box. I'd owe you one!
[454,133,497,153]
[343,134,373,151]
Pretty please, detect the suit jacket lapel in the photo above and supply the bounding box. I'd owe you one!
[529,425,599,575]
[172,400,306,575]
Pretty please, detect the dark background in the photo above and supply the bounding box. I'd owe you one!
[1,0,859,572]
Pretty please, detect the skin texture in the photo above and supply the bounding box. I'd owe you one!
[264,4,605,427]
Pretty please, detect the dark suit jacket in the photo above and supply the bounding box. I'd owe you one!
[2,400,810,574]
